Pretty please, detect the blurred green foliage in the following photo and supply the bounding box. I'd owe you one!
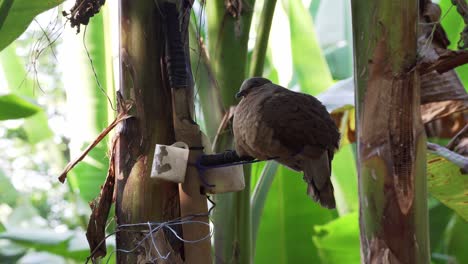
[0,0,466,263]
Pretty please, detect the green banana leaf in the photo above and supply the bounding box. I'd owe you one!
[312,212,360,264]
[0,0,64,51]
[0,94,41,120]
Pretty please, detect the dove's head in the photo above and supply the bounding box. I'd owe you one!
[235,77,272,98]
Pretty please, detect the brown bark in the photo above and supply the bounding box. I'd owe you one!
[115,1,182,262]
[351,1,430,263]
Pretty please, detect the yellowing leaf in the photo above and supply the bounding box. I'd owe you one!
[427,152,468,221]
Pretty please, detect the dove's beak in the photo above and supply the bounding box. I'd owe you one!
[235,91,245,99]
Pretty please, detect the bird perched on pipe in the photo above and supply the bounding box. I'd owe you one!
[233,77,340,209]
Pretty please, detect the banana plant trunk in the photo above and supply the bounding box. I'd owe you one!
[206,1,255,263]
[351,0,430,263]
[115,0,183,262]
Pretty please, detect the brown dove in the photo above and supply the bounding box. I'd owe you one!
[233,77,340,208]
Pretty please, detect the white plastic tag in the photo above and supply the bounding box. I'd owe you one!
[150,142,189,183]
[203,165,245,194]
[201,133,245,194]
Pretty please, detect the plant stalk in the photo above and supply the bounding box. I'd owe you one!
[250,0,277,77]
[115,1,182,262]
[351,0,430,262]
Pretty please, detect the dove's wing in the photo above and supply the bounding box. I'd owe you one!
[257,84,340,156]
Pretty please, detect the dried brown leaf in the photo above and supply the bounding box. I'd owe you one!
[425,112,467,138]
[420,100,468,123]
[421,49,468,74]
[86,136,118,260]
[421,69,468,104]
[58,112,132,183]
[212,106,236,150]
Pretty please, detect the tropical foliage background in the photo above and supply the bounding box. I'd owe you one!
[0,0,466,263]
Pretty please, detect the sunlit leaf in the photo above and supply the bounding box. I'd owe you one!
[0,44,53,143]
[4,202,47,230]
[0,35,68,143]
[1,202,92,261]
[313,212,360,264]
[0,0,14,46]
[22,111,53,143]
[0,44,35,96]
[332,144,358,214]
[0,229,72,245]
[254,166,337,263]
[0,239,26,263]
[286,0,333,95]
[0,229,90,261]
[309,0,321,19]
[314,0,353,79]
[18,252,67,264]
[68,142,109,203]
[427,152,468,221]
[0,169,18,206]
[0,0,64,51]
[251,161,279,243]
[317,78,354,112]
[316,78,356,147]
[0,94,41,120]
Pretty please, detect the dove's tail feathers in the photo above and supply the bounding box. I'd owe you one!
[303,151,336,209]
[306,180,335,209]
